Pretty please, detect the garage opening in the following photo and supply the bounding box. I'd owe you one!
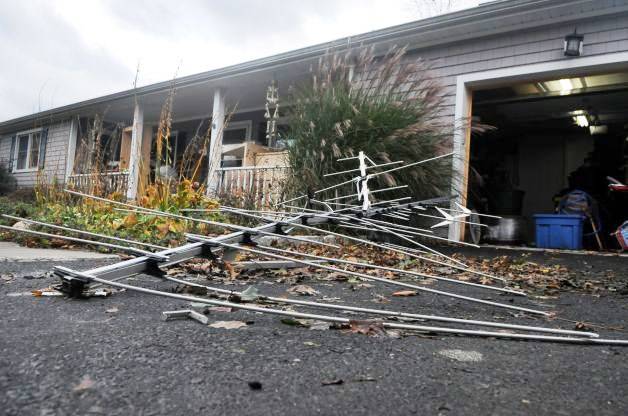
[469,71,628,250]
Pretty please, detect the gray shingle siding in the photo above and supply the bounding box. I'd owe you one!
[402,13,628,149]
[0,120,70,188]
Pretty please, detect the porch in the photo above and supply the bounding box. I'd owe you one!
[212,165,290,208]
[63,61,306,202]
[66,171,129,195]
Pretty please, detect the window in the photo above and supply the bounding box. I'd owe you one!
[14,130,43,172]
[222,121,252,145]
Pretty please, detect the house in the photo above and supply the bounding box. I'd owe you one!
[1,0,627,243]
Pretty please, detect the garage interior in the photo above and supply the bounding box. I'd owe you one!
[469,71,628,250]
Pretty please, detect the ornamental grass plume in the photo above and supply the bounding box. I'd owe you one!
[285,46,454,202]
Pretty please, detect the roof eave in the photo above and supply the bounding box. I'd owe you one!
[0,0,615,132]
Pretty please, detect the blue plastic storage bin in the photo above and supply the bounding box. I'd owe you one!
[534,214,584,250]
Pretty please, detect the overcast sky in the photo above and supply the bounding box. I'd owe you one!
[0,0,479,121]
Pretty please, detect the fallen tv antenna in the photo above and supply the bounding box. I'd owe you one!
[4,151,628,345]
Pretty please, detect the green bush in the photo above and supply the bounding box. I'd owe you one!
[0,162,17,196]
[284,46,453,203]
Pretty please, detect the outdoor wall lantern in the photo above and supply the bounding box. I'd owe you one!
[564,30,584,57]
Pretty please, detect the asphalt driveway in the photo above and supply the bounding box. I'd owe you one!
[1,250,627,416]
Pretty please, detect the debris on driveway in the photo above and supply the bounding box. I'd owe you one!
[162,309,209,325]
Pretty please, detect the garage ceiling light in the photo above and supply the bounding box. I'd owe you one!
[573,114,589,127]
[559,78,574,95]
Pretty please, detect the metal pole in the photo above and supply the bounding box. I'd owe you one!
[366,151,454,179]
[1,214,167,250]
[55,266,628,345]
[116,206,340,250]
[194,237,549,316]
[217,206,507,283]
[322,160,404,177]
[0,224,167,260]
[438,206,502,219]
[279,152,454,207]
[275,203,472,267]
[64,190,339,249]
[324,185,409,202]
[161,274,595,337]
[255,243,525,296]
[410,211,489,228]
[349,216,482,248]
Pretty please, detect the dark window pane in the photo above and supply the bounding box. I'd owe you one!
[16,134,29,170]
[223,128,247,144]
[29,132,41,169]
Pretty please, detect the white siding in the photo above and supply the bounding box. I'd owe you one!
[0,120,71,188]
[403,14,628,145]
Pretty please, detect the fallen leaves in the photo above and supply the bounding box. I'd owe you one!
[208,320,248,329]
[348,320,400,338]
[574,321,594,332]
[287,284,319,296]
[223,261,238,279]
[372,294,390,303]
[392,290,417,297]
[170,240,612,297]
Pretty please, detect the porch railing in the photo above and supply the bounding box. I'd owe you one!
[67,172,129,195]
[212,166,290,208]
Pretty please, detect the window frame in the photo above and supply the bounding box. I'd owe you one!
[12,128,44,173]
[223,120,252,143]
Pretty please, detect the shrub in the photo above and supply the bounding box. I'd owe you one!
[284,46,453,203]
[0,162,17,196]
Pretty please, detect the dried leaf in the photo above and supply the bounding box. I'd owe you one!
[281,318,312,327]
[287,284,319,296]
[73,375,95,392]
[372,295,390,303]
[155,223,169,238]
[392,290,417,297]
[224,261,238,279]
[122,213,138,228]
[574,322,594,332]
[348,319,399,338]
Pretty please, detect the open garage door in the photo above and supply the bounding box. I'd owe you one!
[469,72,628,250]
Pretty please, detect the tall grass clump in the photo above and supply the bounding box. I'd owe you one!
[285,46,452,202]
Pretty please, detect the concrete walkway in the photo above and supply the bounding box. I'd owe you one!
[0,242,119,262]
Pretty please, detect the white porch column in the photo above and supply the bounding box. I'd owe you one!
[126,101,144,200]
[207,88,225,194]
[64,116,79,181]
[448,81,472,242]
